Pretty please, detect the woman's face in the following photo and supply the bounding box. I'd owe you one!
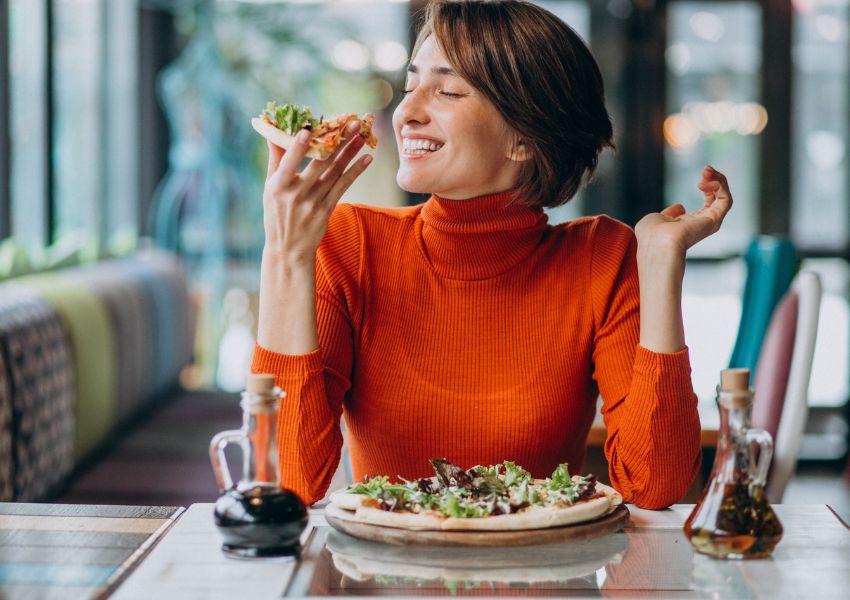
[392,36,525,200]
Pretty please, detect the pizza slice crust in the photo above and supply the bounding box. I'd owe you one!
[328,495,614,532]
[329,489,379,511]
[251,117,335,160]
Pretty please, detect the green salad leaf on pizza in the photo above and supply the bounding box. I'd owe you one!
[343,458,599,518]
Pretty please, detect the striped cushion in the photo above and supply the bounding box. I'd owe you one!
[61,264,152,425]
[14,275,117,464]
[118,251,193,396]
[0,285,75,500]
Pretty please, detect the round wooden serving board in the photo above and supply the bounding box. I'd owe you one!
[325,503,630,547]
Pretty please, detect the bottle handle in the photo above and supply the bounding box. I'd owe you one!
[209,430,244,492]
[745,428,774,487]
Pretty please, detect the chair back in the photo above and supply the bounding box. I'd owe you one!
[765,271,822,502]
[752,292,798,439]
[728,237,797,376]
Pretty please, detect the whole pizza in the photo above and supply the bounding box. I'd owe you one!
[328,458,623,531]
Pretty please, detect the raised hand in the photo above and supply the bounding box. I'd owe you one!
[263,120,372,265]
[634,165,733,257]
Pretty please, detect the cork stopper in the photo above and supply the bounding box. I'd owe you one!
[718,368,752,408]
[720,368,750,391]
[246,373,276,394]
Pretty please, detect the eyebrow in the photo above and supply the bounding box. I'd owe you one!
[406,64,459,77]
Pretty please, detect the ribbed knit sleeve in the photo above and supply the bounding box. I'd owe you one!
[590,216,701,509]
[251,203,362,505]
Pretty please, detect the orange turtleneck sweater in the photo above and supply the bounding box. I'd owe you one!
[251,191,701,509]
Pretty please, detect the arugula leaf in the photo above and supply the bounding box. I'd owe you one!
[429,458,466,488]
[503,461,531,487]
[547,463,572,490]
[471,474,507,495]
[439,491,487,518]
[347,475,389,499]
[474,464,501,479]
[263,101,319,134]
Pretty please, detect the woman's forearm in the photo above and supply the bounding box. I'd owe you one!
[256,249,319,355]
[636,243,686,353]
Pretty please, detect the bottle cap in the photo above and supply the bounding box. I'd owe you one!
[720,368,750,391]
[718,368,752,408]
[246,373,276,394]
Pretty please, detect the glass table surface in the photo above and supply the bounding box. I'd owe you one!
[285,521,841,598]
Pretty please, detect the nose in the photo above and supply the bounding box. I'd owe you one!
[394,87,430,127]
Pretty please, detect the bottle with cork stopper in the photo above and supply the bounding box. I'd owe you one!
[683,368,783,559]
[209,373,308,558]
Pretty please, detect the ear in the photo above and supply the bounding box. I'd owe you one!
[506,137,532,162]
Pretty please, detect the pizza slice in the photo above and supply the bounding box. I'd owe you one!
[252,101,378,160]
[328,459,622,532]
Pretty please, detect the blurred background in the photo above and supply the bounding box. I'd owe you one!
[0,0,847,511]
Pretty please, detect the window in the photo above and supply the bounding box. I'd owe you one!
[791,0,849,251]
[665,2,763,256]
[104,0,140,240]
[8,0,48,252]
[53,0,103,242]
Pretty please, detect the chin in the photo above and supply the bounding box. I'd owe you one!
[396,171,431,195]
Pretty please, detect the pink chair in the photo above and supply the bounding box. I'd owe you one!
[752,293,798,441]
[752,272,822,503]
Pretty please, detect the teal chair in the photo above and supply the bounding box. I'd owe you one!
[728,236,798,378]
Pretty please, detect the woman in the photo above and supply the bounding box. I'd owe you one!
[252,0,732,510]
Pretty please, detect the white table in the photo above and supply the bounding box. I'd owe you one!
[111,503,850,599]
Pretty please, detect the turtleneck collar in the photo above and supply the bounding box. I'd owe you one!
[416,190,548,280]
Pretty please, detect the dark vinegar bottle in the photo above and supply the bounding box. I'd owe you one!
[210,374,308,558]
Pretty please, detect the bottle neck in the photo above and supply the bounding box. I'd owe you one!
[712,388,755,482]
[717,402,752,437]
[240,391,280,491]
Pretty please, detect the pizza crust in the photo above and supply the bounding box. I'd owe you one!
[328,489,375,511]
[327,478,623,532]
[440,496,611,531]
[251,117,335,160]
[595,481,623,512]
[329,495,613,532]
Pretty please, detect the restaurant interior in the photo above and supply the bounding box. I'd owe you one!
[0,0,849,597]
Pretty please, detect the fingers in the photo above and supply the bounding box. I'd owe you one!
[315,135,366,194]
[275,129,313,182]
[266,140,285,180]
[324,154,373,207]
[698,165,732,200]
[661,203,686,218]
[302,121,363,188]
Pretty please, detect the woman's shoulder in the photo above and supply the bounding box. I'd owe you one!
[549,214,635,245]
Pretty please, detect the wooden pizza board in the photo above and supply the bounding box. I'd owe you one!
[325,503,630,547]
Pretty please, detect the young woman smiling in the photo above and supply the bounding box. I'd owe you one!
[253,0,733,510]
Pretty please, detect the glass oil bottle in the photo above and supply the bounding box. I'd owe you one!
[684,368,783,559]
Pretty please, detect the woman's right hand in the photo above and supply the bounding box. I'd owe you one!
[262,120,373,265]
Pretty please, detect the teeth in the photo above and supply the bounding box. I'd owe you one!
[403,138,444,153]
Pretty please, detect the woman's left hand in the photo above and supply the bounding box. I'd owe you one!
[635,165,733,256]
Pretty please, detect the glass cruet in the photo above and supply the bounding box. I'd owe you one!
[684,368,783,559]
[209,373,308,558]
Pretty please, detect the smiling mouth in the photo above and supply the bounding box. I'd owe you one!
[402,139,445,156]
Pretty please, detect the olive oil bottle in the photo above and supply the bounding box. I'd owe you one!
[684,368,783,559]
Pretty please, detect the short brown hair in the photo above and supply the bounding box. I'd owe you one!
[412,0,614,208]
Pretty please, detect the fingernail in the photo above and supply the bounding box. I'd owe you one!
[298,129,310,143]
[363,155,373,166]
